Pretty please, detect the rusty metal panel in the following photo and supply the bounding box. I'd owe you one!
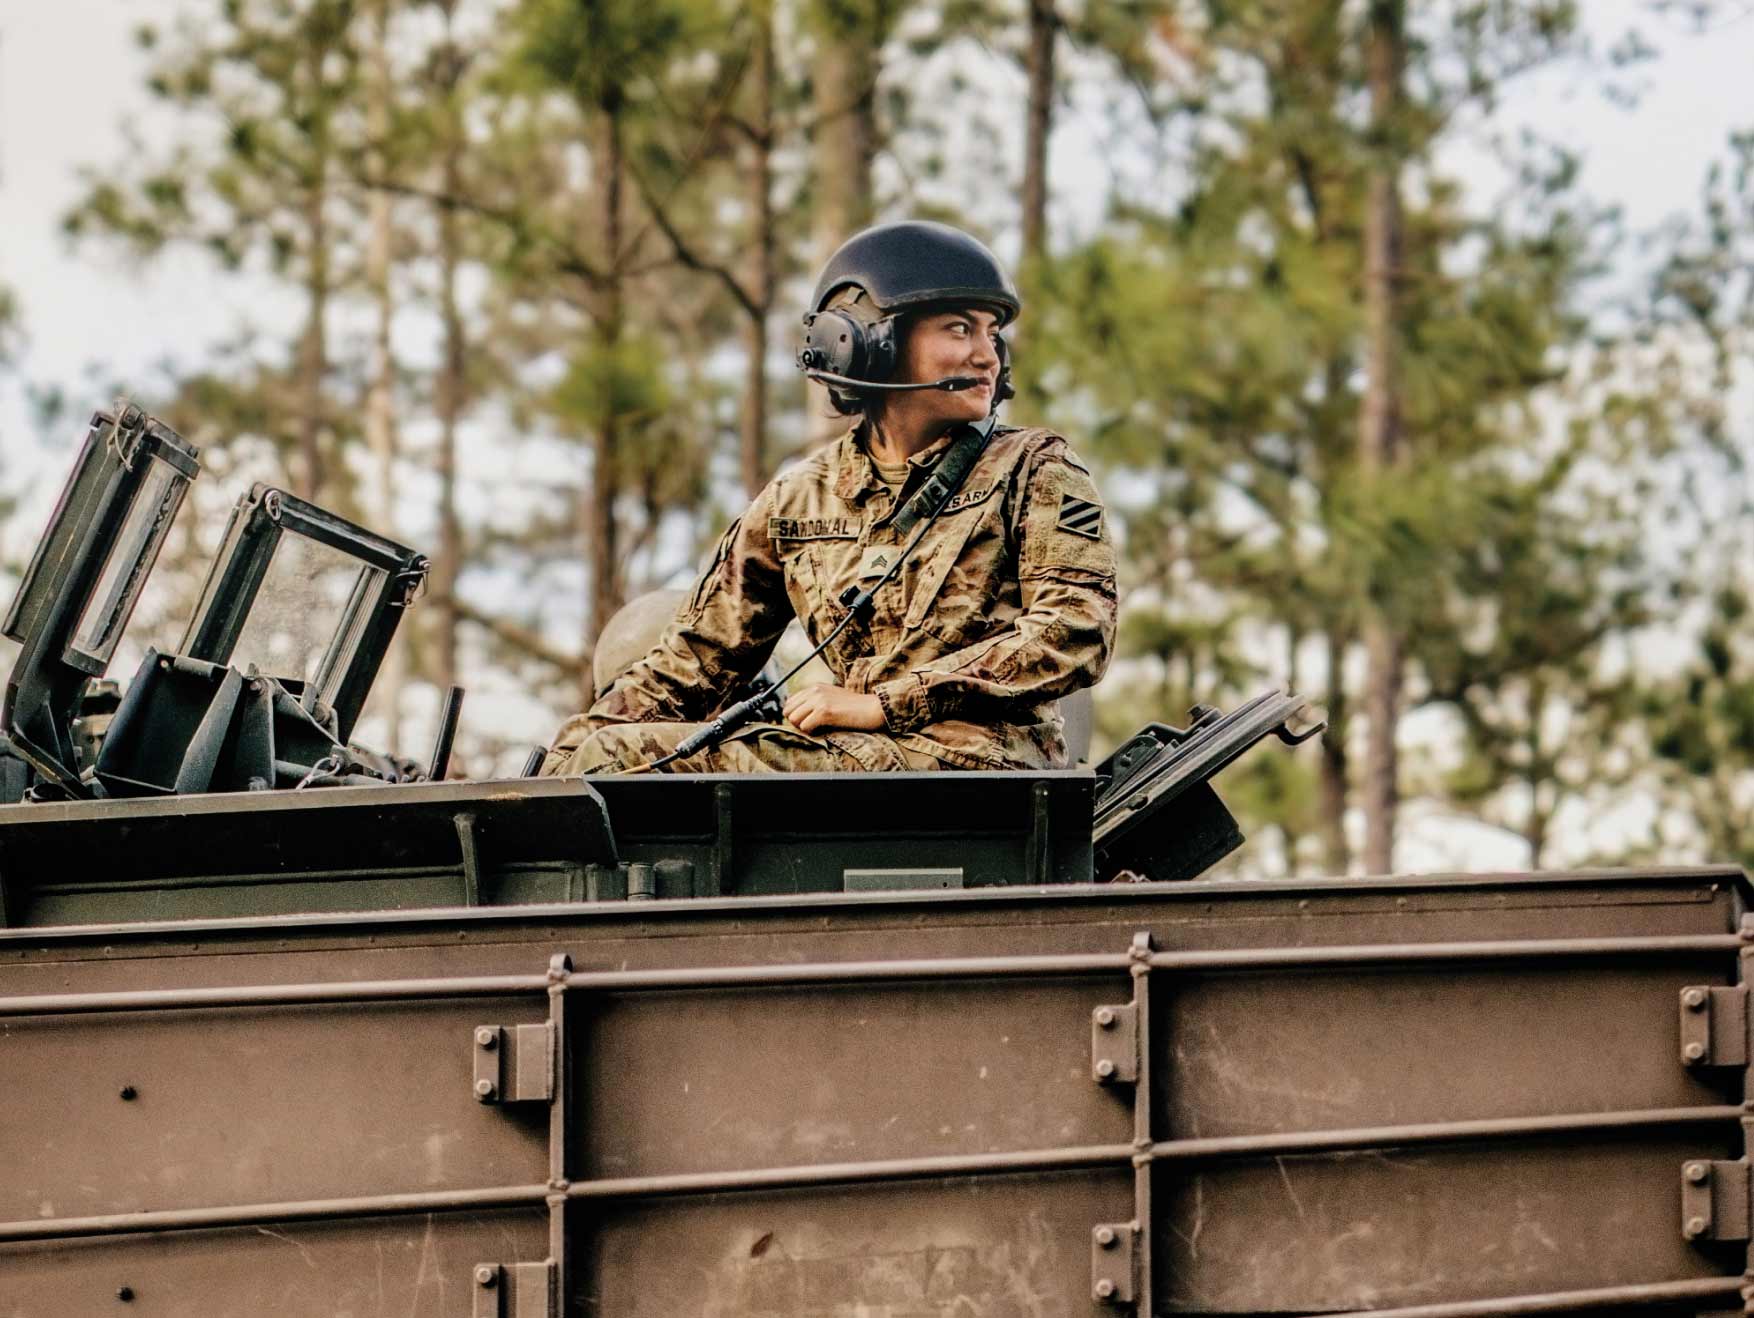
[0,867,1747,1315]
[0,1209,548,1316]
[1158,1138,1737,1313]
[1158,962,1731,1136]
[0,1002,550,1220]
[575,978,1133,1180]
[577,1172,1133,1316]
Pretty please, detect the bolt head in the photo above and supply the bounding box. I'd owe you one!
[1096,1059,1116,1080]
[1096,1007,1116,1028]
[1095,1278,1116,1299]
[1684,988,1708,1010]
[476,1027,497,1049]
[1095,1226,1116,1247]
[475,1265,497,1287]
[1684,1041,1707,1062]
[475,1078,496,1099]
[1687,1162,1710,1184]
[1685,1215,1708,1239]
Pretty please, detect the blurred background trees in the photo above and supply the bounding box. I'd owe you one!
[2,0,1750,875]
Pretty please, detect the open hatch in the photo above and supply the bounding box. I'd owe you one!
[1,403,429,801]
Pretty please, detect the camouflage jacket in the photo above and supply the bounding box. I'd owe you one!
[568,422,1117,770]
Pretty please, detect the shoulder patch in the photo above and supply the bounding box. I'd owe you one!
[769,516,857,541]
[941,483,1000,515]
[1056,494,1103,540]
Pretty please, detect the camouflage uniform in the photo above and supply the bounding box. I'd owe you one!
[545,423,1117,774]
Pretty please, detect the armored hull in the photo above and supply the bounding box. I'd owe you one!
[0,809,1745,1317]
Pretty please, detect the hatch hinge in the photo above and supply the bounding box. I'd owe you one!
[1681,1157,1751,1243]
[1091,1221,1138,1306]
[1092,1003,1139,1085]
[472,1023,555,1104]
[1679,984,1749,1069]
[474,1260,557,1318]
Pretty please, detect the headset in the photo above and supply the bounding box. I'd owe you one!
[797,307,1015,410]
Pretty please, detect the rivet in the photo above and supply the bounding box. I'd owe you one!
[1685,1215,1708,1239]
[1095,1008,1116,1028]
[1684,1041,1707,1062]
[476,1028,497,1049]
[475,1079,496,1099]
[1095,1278,1116,1299]
[475,1265,497,1287]
[1095,1059,1116,1080]
[118,1086,137,1102]
[1127,793,1148,811]
[1684,988,1708,1011]
[1095,1226,1116,1247]
[1687,1162,1710,1184]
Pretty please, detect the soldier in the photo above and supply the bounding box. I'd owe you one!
[543,220,1116,774]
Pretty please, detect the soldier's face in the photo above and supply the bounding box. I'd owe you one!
[895,307,1003,423]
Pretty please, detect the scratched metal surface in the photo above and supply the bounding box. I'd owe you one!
[0,866,1744,1314]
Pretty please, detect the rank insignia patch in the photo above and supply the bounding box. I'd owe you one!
[1056,495,1103,540]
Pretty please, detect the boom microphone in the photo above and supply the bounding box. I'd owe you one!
[806,370,983,393]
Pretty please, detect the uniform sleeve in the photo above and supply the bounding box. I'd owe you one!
[546,484,794,759]
[871,442,1118,733]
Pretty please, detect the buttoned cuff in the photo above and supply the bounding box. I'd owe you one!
[875,674,931,734]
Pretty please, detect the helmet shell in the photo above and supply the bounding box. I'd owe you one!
[808,221,1021,326]
[593,589,688,698]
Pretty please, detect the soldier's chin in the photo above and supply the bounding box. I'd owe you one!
[952,386,991,418]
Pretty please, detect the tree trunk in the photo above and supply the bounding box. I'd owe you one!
[298,153,330,503]
[583,102,625,705]
[433,4,466,696]
[739,5,775,499]
[365,0,404,752]
[810,9,878,267]
[1021,0,1055,267]
[1523,681,1548,869]
[1318,629,1352,875]
[1358,0,1406,875]
[293,17,336,505]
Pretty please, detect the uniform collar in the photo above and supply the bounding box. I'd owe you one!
[834,422,960,505]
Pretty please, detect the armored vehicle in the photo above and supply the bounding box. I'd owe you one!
[1,406,1748,1318]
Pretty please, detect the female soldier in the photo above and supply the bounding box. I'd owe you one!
[543,220,1116,774]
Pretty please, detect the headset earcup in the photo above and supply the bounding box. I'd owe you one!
[799,308,868,377]
[996,335,1015,404]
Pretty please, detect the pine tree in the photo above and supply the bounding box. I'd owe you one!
[64,0,365,504]
[1024,3,1662,876]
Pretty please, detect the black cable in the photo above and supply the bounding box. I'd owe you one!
[806,370,981,393]
[636,419,996,773]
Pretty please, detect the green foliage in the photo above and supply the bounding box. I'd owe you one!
[32,0,1754,846]
[512,0,701,109]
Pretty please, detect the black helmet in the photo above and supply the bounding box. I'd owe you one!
[808,220,1021,325]
[799,221,1020,413]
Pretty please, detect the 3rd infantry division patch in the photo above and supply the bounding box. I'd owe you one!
[1057,495,1103,539]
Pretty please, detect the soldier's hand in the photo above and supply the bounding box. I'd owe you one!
[783,684,885,734]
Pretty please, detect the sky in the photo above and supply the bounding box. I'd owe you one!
[0,0,1750,868]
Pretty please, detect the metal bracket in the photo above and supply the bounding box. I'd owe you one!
[1681,1158,1751,1242]
[1091,1222,1137,1305]
[473,1024,554,1104]
[456,811,483,906]
[1092,1003,1138,1085]
[1679,985,1749,1067]
[473,1260,557,1318]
